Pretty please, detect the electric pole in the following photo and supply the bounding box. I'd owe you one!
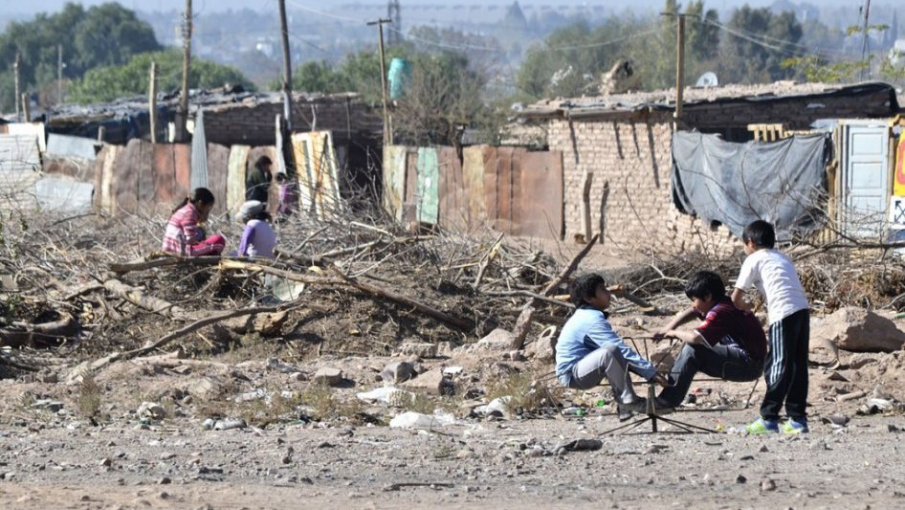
[14,50,21,122]
[387,0,402,46]
[675,13,686,119]
[860,0,872,81]
[368,18,392,145]
[178,0,193,142]
[278,0,293,133]
[57,44,63,106]
[149,61,158,143]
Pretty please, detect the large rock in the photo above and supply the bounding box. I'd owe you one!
[397,341,437,358]
[475,328,515,351]
[525,326,557,362]
[400,368,454,396]
[813,307,905,353]
[313,367,344,386]
[379,361,415,383]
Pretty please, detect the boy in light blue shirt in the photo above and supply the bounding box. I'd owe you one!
[556,273,667,419]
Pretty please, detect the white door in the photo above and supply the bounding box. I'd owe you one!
[842,123,890,237]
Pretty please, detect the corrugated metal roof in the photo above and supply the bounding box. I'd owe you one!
[46,134,98,161]
[35,177,94,213]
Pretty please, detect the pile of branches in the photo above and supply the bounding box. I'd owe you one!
[1,203,604,375]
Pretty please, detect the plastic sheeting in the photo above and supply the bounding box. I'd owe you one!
[227,145,251,218]
[416,147,439,224]
[671,131,829,239]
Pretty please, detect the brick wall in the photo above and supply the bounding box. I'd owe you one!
[203,95,383,147]
[547,113,737,257]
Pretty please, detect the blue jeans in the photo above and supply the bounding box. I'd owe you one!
[658,343,763,407]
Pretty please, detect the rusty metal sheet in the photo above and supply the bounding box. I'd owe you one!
[153,144,177,209]
[382,145,406,220]
[227,145,250,218]
[462,145,488,230]
[514,150,564,239]
[173,144,191,200]
[438,147,465,230]
[207,143,230,217]
[136,140,155,208]
[114,139,141,213]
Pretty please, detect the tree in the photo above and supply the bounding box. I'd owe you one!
[68,50,252,104]
[0,2,160,112]
[717,6,803,84]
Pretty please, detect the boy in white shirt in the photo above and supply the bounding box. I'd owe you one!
[731,220,810,434]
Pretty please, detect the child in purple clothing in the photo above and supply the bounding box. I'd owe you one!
[276,173,297,218]
[237,200,277,259]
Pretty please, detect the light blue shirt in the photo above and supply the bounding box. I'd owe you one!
[555,306,656,387]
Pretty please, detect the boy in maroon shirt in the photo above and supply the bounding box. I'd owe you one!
[655,271,767,409]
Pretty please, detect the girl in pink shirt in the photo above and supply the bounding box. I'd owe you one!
[161,187,226,257]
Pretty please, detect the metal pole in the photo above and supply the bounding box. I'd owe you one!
[675,14,686,120]
[178,0,192,141]
[149,61,158,144]
[368,18,393,146]
[21,93,31,122]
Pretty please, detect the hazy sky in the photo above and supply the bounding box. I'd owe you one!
[3,0,865,17]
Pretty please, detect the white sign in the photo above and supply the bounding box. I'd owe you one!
[890,197,905,227]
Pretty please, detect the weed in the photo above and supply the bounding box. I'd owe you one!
[485,369,556,416]
[77,375,102,418]
[302,382,336,420]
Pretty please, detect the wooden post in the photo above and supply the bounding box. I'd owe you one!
[368,18,393,146]
[97,126,106,143]
[21,93,30,122]
[13,50,21,122]
[580,171,593,243]
[57,44,63,105]
[675,14,686,120]
[177,0,192,142]
[149,62,158,143]
[278,0,293,132]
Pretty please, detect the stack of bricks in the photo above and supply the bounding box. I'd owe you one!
[547,112,738,258]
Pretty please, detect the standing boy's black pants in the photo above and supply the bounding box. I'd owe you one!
[761,308,810,421]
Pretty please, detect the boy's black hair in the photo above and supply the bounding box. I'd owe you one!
[743,220,775,249]
[570,273,606,307]
[684,271,727,300]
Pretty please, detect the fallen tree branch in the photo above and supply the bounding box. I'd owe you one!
[109,255,222,274]
[330,265,473,330]
[510,233,600,350]
[89,303,300,372]
[482,289,572,308]
[218,259,343,285]
[104,279,190,319]
[473,232,505,290]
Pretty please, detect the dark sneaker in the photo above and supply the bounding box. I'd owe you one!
[617,398,647,421]
[652,397,675,415]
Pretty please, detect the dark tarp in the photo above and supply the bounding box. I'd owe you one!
[671,131,829,239]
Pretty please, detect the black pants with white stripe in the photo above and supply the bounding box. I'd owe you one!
[761,308,810,421]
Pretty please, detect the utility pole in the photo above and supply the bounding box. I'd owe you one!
[177,0,192,142]
[278,0,293,133]
[21,93,31,122]
[13,50,21,122]
[149,61,158,143]
[387,0,402,46]
[368,18,392,145]
[57,44,63,106]
[675,13,686,119]
[860,0,872,81]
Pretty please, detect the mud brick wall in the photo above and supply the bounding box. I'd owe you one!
[203,96,383,147]
[546,112,737,257]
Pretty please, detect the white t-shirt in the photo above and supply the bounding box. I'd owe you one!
[735,248,809,324]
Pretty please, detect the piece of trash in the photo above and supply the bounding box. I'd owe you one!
[821,414,850,427]
[442,366,464,376]
[213,418,246,431]
[356,386,415,406]
[475,396,511,418]
[595,399,606,408]
[555,439,602,453]
[389,411,456,430]
[562,406,585,417]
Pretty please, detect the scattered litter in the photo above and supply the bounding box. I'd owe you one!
[356,386,415,406]
[213,418,247,431]
[389,411,456,430]
[555,439,603,454]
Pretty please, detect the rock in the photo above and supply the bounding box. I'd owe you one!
[137,402,166,421]
[266,358,297,374]
[254,311,289,336]
[314,367,344,386]
[157,477,172,485]
[822,414,850,427]
[379,361,415,383]
[474,329,515,351]
[99,458,112,467]
[223,315,254,334]
[356,386,415,406]
[397,341,437,358]
[525,325,557,362]
[400,368,454,396]
[736,474,747,484]
[184,377,222,401]
[289,372,308,382]
[160,452,176,460]
[813,308,905,352]
[507,350,526,362]
[761,479,777,491]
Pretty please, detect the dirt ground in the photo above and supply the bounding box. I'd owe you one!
[2,336,904,510]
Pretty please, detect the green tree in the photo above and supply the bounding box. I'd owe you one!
[0,2,160,112]
[69,49,252,104]
[716,6,803,84]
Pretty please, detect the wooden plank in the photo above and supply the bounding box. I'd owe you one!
[207,143,230,217]
[136,140,155,209]
[437,146,465,230]
[383,145,406,220]
[226,145,250,218]
[462,145,487,231]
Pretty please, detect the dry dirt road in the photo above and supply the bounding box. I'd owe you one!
[2,407,903,510]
